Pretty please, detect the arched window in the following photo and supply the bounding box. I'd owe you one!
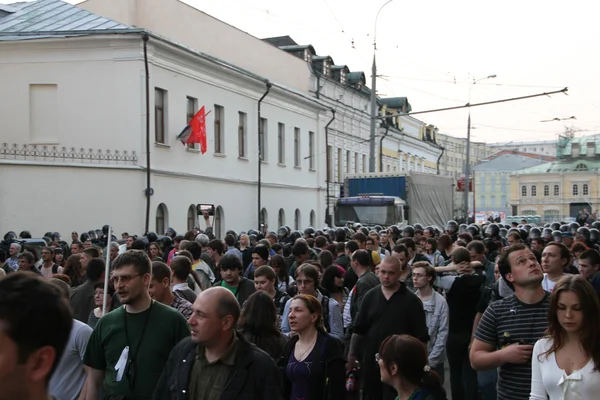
[543,185,549,196]
[583,184,589,196]
[215,206,224,239]
[156,203,168,235]
[310,210,316,227]
[521,185,527,197]
[531,185,537,197]
[573,184,579,196]
[278,208,286,227]
[261,208,268,229]
[187,204,196,231]
[294,209,301,230]
[553,185,559,196]
[575,163,588,171]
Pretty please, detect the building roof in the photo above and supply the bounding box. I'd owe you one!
[518,158,600,174]
[379,97,412,113]
[0,0,137,37]
[485,150,555,162]
[262,35,298,47]
[473,152,548,172]
[277,44,316,54]
[557,133,600,157]
[488,140,556,147]
[347,71,365,84]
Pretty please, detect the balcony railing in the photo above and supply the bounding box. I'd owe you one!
[0,143,138,165]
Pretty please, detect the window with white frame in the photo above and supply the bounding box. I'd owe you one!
[521,185,527,197]
[573,184,579,196]
[554,185,560,196]
[186,96,198,150]
[583,184,589,196]
[259,118,268,161]
[346,150,351,173]
[544,185,549,196]
[214,105,224,154]
[531,185,537,197]
[294,127,301,167]
[278,123,285,164]
[238,112,247,158]
[154,88,166,144]
[309,131,315,170]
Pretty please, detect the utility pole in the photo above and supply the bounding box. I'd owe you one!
[369,55,377,172]
[369,0,395,173]
[463,74,496,222]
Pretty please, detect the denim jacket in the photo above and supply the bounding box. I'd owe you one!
[420,291,449,367]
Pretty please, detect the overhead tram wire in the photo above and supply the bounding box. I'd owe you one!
[376,88,568,119]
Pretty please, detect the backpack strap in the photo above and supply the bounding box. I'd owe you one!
[321,296,331,333]
[52,264,59,274]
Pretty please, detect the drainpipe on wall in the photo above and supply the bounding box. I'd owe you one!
[324,108,336,226]
[378,123,390,173]
[436,146,445,175]
[142,33,152,234]
[257,81,272,231]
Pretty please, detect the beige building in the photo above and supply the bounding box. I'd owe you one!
[510,135,600,222]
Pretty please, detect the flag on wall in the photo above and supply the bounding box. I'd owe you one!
[177,106,210,154]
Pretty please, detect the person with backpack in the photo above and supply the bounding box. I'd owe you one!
[281,264,344,341]
[280,294,345,400]
[39,246,62,279]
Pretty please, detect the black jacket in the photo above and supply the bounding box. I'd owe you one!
[153,332,283,400]
[279,332,346,400]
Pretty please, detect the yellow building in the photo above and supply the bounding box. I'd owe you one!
[510,135,600,222]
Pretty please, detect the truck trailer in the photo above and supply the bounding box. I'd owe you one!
[334,173,454,229]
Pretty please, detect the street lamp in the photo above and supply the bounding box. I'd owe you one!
[463,74,496,221]
[369,0,395,173]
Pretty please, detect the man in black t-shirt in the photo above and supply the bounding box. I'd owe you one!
[348,256,428,400]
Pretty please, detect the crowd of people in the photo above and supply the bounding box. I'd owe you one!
[2,216,600,400]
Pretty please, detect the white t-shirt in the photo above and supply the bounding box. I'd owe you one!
[49,319,93,400]
[530,337,600,399]
[541,273,565,293]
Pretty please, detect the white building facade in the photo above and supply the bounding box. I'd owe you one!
[0,0,329,237]
[265,39,443,222]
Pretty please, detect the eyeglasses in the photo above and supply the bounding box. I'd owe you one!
[296,279,314,286]
[111,274,142,285]
[375,353,381,362]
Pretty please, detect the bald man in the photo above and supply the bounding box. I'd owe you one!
[347,256,429,400]
[154,287,284,400]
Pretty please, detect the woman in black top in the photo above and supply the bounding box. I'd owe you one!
[238,291,288,360]
[280,294,345,400]
[377,334,447,400]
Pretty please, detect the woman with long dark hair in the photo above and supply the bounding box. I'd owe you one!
[280,294,345,400]
[53,248,66,268]
[320,265,349,313]
[530,275,600,399]
[62,254,84,287]
[377,334,447,400]
[238,291,287,360]
[271,254,294,292]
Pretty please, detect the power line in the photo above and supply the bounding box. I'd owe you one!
[378,88,569,118]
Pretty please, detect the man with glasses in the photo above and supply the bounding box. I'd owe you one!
[280,263,344,340]
[84,250,190,400]
[39,246,62,279]
[214,254,255,305]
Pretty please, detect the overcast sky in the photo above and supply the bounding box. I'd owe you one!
[65,0,599,143]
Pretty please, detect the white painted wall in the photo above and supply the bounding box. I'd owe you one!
[0,35,327,236]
